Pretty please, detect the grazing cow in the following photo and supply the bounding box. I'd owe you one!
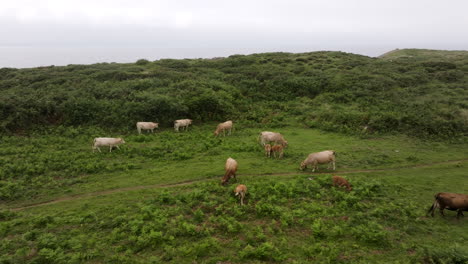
[332,175,352,191]
[264,144,272,158]
[136,122,159,134]
[214,120,233,137]
[300,150,336,172]
[271,145,284,159]
[174,119,193,132]
[259,131,288,147]
[93,137,126,153]
[427,192,468,219]
[234,184,247,205]
[221,157,238,185]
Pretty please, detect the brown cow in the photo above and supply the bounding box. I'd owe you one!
[332,175,352,191]
[427,192,468,218]
[234,184,247,205]
[271,145,284,159]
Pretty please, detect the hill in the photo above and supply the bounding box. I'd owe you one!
[0,49,467,139]
[0,49,467,263]
[379,48,468,61]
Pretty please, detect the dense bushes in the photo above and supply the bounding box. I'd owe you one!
[0,49,467,138]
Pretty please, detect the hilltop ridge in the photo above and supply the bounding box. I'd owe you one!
[0,49,467,139]
[378,48,468,61]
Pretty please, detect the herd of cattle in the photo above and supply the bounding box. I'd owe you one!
[92,119,468,219]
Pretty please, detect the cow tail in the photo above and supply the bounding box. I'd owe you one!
[427,199,439,216]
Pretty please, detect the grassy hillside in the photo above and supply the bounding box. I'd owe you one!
[379,48,468,61]
[0,49,467,263]
[0,49,467,139]
[1,125,467,263]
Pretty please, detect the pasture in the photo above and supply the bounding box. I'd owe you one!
[1,124,467,263]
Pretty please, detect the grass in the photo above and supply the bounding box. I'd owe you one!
[1,125,467,207]
[1,125,467,263]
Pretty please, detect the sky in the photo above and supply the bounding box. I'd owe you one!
[1,0,467,68]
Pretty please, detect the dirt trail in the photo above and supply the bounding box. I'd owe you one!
[8,159,468,212]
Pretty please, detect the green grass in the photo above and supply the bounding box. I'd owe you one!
[379,48,468,61]
[1,125,467,207]
[1,125,467,263]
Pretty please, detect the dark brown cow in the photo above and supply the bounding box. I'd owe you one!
[427,192,468,219]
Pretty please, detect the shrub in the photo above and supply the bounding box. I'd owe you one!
[136,59,150,65]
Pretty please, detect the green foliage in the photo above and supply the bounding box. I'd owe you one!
[422,244,468,264]
[1,49,467,139]
[0,124,467,262]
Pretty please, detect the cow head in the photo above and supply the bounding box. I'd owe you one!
[300,161,307,170]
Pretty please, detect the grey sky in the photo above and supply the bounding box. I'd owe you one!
[1,0,467,68]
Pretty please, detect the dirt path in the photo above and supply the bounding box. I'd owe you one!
[8,159,468,212]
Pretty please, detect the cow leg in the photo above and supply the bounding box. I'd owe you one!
[116,145,121,150]
[427,202,436,217]
[312,162,317,172]
[457,210,464,219]
[439,208,445,217]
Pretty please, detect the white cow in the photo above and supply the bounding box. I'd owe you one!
[136,122,159,134]
[214,120,233,137]
[174,119,193,132]
[300,150,336,172]
[92,137,126,152]
[258,131,288,147]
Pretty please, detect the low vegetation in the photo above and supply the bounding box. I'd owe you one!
[0,49,467,139]
[0,125,467,263]
[0,49,467,262]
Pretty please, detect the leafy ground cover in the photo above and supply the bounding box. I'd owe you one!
[1,125,467,263]
[1,125,466,205]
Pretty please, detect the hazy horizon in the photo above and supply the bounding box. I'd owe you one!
[1,0,467,68]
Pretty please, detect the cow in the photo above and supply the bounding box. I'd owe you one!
[136,122,159,134]
[234,184,247,205]
[214,120,233,137]
[258,131,288,147]
[427,192,468,219]
[332,175,352,191]
[271,145,284,159]
[221,157,238,185]
[300,150,336,172]
[174,119,193,132]
[92,137,126,152]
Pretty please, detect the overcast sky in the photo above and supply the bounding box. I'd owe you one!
[1,0,467,68]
